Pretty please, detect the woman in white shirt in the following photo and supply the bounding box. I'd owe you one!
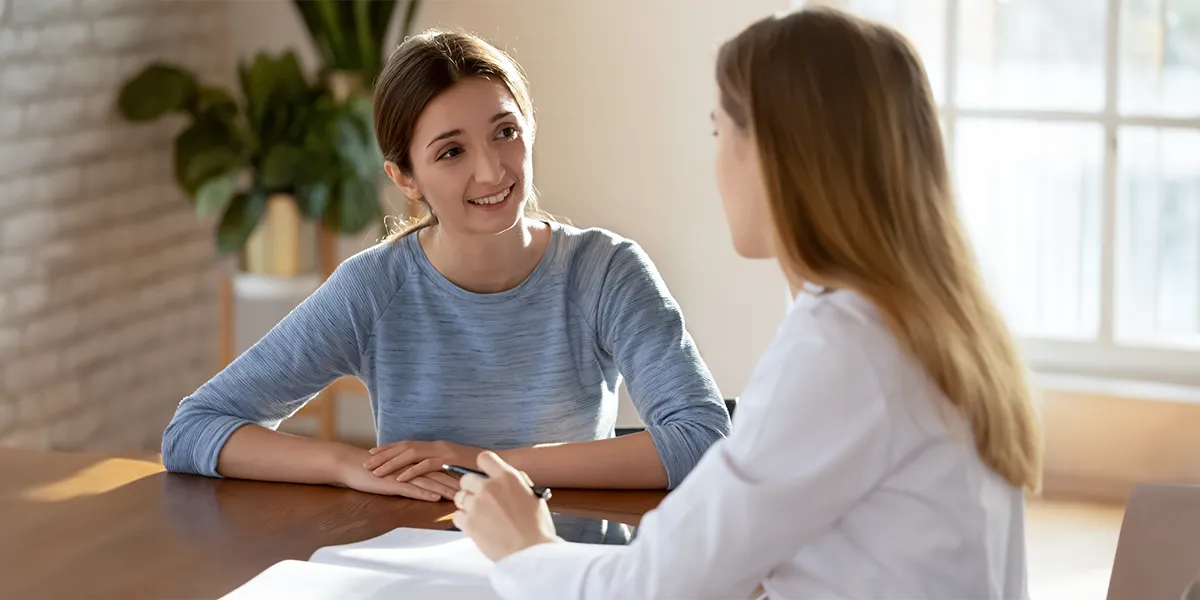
[449,6,1044,599]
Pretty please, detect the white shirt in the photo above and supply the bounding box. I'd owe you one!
[490,288,1030,599]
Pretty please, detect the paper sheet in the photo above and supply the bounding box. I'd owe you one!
[311,527,495,580]
[220,528,501,599]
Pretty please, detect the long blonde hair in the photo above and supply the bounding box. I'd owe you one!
[717,7,1043,492]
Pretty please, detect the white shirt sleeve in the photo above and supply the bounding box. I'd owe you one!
[489,326,894,599]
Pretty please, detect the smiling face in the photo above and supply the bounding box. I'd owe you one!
[384,77,533,237]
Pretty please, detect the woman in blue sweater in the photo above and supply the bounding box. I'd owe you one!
[160,30,731,501]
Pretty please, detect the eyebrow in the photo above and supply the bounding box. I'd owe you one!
[425,112,518,149]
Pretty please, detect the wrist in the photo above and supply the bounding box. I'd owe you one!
[324,443,364,487]
[512,534,562,558]
[494,446,528,473]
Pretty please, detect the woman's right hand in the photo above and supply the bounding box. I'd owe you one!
[333,447,460,501]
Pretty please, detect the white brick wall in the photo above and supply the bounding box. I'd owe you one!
[0,0,229,452]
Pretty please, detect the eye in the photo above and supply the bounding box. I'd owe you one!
[437,146,463,161]
[496,125,519,140]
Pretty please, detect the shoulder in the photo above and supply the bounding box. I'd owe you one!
[551,222,652,274]
[322,235,415,303]
[731,292,899,448]
[754,288,938,426]
[772,288,902,375]
[550,222,665,286]
[550,222,673,311]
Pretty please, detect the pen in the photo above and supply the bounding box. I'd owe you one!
[442,464,553,500]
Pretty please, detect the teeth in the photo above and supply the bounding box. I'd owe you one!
[468,186,510,205]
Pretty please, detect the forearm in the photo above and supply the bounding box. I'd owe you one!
[498,431,668,489]
[215,424,360,486]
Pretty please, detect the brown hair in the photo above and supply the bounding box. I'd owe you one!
[373,29,554,239]
[717,7,1043,492]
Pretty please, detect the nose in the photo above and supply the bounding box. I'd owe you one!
[474,145,505,186]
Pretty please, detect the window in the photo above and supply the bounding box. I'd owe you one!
[805,0,1200,384]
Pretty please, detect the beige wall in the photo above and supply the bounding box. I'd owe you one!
[228,0,791,436]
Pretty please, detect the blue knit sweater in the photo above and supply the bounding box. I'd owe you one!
[162,222,731,488]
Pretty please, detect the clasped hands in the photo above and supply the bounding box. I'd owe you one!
[336,441,559,561]
[337,439,484,502]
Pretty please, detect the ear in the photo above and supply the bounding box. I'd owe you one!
[383,161,422,201]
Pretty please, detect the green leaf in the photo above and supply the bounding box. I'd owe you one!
[325,177,380,234]
[195,171,239,216]
[182,148,243,196]
[192,85,238,120]
[259,144,306,190]
[332,108,381,179]
[239,50,313,146]
[216,191,267,254]
[174,118,243,195]
[353,1,374,78]
[273,50,310,103]
[296,181,332,219]
[316,0,356,69]
[117,63,197,121]
[239,54,283,133]
[363,1,400,80]
[292,0,338,69]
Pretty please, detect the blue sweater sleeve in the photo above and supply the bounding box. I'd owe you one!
[596,241,731,488]
[161,251,397,476]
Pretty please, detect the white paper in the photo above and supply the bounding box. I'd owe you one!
[311,527,495,581]
[220,528,501,600]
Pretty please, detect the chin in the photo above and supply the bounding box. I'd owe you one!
[467,185,526,235]
[732,235,774,260]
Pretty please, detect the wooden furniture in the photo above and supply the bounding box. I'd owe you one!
[0,448,666,600]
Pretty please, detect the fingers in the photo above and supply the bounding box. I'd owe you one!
[425,471,461,492]
[410,476,457,501]
[362,443,408,471]
[369,449,419,477]
[459,472,485,494]
[451,510,469,532]
[395,458,442,482]
[453,489,475,512]
[476,450,514,477]
[390,480,441,502]
[367,441,398,455]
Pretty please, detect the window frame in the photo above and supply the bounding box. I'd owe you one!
[808,0,1200,385]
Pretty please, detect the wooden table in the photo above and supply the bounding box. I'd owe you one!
[0,448,666,600]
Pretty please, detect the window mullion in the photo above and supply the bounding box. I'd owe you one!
[1098,0,1122,346]
[942,0,960,167]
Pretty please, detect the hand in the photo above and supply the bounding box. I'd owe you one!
[451,451,559,562]
[334,448,458,501]
[364,439,484,483]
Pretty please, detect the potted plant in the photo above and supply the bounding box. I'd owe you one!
[292,0,422,98]
[116,50,384,276]
[293,0,424,219]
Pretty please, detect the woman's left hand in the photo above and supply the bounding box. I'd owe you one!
[452,451,559,562]
[364,439,483,482]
